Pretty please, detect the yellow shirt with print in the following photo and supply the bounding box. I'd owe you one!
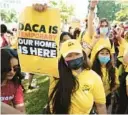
[101,67,119,96]
[49,69,106,114]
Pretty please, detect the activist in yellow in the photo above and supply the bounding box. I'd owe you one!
[48,32,92,100]
[81,0,115,66]
[48,39,106,114]
[116,31,128,76]
[116,29,128,63]
[91,40,119,108]
[117,49,128,114]
[48,32,74,97]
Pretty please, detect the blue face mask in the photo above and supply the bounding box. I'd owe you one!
[100,27,109,35]
[66,57,84,70]
[98,55,110,64]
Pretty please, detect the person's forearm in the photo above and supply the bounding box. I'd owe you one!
[82,42,93,56]
[97,105,107,114]
[96,104,107,114]
[1,102,23,114]
[15,104,26,113]
[83,47,92,57]
[118,37,124,44]
[112,85,119,92]
[88,9,95,37]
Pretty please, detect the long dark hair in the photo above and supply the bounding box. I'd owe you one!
[1,49,24,87]
[92,49,116,90]
[73,28,81,39]
[49,51,90,114]
[60,32,73,43]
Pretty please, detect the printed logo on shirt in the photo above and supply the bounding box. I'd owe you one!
[82,84,90,93]
[1,95,14,101]
[68,42,74,47]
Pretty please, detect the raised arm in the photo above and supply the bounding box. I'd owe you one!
[88,0,99,37]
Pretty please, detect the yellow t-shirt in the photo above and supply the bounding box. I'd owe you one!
[118,39,128,63]
[82,31,92,44]
[49,69,106,114]
[101,67,119,96]
[10,35,18,50]
[11,41,17,49]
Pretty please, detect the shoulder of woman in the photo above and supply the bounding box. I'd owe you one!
[83,69,101,79]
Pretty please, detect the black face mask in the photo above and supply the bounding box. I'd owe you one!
[66,57,84,70]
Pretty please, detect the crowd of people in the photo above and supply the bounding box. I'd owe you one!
[1,0,128,114]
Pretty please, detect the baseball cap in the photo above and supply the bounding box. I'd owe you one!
[60,39,83,58]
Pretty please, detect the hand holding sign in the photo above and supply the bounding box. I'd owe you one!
[33,3,48,12]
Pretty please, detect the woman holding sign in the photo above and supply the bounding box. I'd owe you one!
[1,49,25,113]
[48,39,106,114]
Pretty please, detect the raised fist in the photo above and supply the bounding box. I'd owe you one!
[90,0,99,8]
[33,3,48,12]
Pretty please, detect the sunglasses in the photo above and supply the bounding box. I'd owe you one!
[4,65,20,72]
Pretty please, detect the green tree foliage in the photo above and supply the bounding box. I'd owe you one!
[115,4,128,21]
[96,0,121,21]
[50,0,74,22]
[0,9,17,23]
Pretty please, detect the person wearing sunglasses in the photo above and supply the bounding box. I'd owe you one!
[1,49,25,113]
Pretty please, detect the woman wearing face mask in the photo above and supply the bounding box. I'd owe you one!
[1,49,25,113]
[81,0,115,66]
[96,18,110,37]
[47,39,106,114]
[91,41,119,109]
[87,0,110,39]
[41,32,74,113]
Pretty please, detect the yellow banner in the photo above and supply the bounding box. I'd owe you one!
[17,7,60,77]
